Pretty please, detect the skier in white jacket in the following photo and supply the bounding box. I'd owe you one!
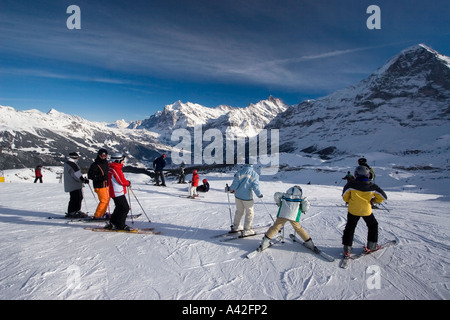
[258,185,315,251]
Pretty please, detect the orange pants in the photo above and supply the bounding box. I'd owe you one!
[94,187,110,218]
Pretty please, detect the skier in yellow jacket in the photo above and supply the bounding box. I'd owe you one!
[342,165,387,257]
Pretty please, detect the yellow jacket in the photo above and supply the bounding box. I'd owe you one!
[342,179,387,216]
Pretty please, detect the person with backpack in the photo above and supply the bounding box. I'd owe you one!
[258,185,315,251]
[64,152,89,218]
[88,148,110,219]
[341,165,387,257]
[107,153,132,230]
[228,164,263,236]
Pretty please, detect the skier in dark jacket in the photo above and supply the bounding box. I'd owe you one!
[153,154,166,186]
[88,148,110,219]
[358,157,375,181]
[197,179,210,192]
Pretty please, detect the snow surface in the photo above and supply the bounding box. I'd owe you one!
[0,164,448,301]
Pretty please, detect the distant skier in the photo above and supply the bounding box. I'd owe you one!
[153,154,166,186]
[107,153,132,231]
[88,148,110,219]
[258,186,315,251]
[358,157,375,181]
[34,165,43,183]
[342,171,354,182]
[177,162,186,184]
[341,165,387,258]
[197,179,210,193]
[63,152,89,218]
[189,169,200,198]
[228,164,263,236]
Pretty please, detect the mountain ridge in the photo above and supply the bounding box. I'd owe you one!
[1,44,449,172]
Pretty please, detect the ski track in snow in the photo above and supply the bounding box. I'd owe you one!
[0,172,449,300]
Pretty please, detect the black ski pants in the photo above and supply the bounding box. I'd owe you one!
[110,195,130,229]
[342,212,378,247]
[155,170,165,185]
[68,189,83,213]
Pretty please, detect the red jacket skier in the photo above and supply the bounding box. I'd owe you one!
[107,153,132,230]
[189,170,200,198]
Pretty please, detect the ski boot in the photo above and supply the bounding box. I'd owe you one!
[258,235,271,251]
[343,245,352,258]
[242,229,256,237]
[363,241,380,253]
[303,238,315,250]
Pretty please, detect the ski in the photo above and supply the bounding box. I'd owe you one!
[48,214,142,222]
[81,214,142,222]
[219,230,266,242]
[85,226,161,235]
[289,234,335,262]
[211,225,270,239]
[339,240,397,269]
[246,235,283,259]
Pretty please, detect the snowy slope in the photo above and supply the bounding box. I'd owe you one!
[0,167,448,300]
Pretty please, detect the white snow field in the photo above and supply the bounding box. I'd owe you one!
[0,165,448,302]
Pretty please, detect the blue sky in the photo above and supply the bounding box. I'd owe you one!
[1,0,449,122]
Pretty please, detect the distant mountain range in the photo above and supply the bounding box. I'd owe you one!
[1,44,449,172]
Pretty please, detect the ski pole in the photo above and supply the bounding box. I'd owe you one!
[128,186,151,223]
[88,183,98,204]
[225,184,233,226]
[127,187,134,224]
[259,197,284,240]
[259,197,275,222]
[379,202,390,213]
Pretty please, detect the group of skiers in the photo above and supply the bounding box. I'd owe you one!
[63,149,133,230]
[225,157,387,257]
[62,148,387,256]
[63,149,210,230]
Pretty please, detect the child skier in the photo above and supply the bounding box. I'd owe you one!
[341,165,387,257]
[189,169,199,198]
[197,179,210,192]
[258,185,315,251]
[107,153,132,230]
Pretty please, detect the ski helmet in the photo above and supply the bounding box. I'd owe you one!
[69,152,79,159]
[358,157,367,165]
[110,153,126,163]
[354,165,370,178]
[285,185,302,197]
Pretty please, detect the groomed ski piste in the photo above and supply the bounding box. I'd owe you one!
[0,159,449,301]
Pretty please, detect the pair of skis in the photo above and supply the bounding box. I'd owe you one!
[211,225,271,242]
[48,214,142,222]
[245,234,335,261]
[339,240,397,269]
[84,226,161,235]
